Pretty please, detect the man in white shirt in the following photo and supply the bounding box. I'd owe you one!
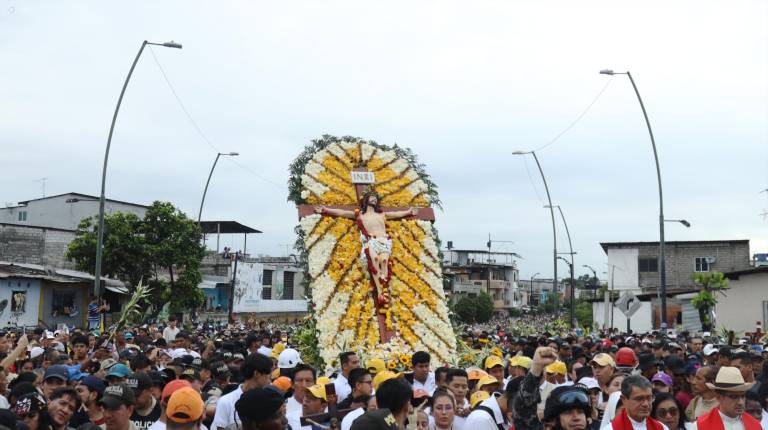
[611,375,669,430]
[407,351,437,395]
[211,353,272,430]
[256,335,272,357]
[286,364,315,416]
[334,352,361,403]
[162,318,180,344]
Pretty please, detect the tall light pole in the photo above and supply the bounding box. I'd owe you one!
[557,256,575,327]
[548,204,575,328]
[513,150,558,317]
[198,152,239,223]
[600,69,667,329]
[583,264,598,298]
[94,40,182,300]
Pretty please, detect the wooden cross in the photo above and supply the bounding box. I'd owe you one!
[297,167,435,343]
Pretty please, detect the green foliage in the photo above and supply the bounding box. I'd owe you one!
[291,317,324,370]
[453,292,494,323]
[108,280,152,344]
[692,272,728,331]
[508,308,523,318]
[575,299,593,328]
[66,201,205,313]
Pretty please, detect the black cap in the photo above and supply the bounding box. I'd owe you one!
[637,352,659,370]
[125,373,153,394]
[665,355,687,375]
[43,365,69,383]
[98,383,136,409]
[210,361,231,378]
[349,409,401,430]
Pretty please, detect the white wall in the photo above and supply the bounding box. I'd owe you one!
[716,272,768,333]
[607,248,639,291]
[592,300,653,333]
[0,278,41,327]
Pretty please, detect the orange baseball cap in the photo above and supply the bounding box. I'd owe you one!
[166,387,204,424]
[272,376,292,392]
[467,368,489,380]
[161,379,192,402]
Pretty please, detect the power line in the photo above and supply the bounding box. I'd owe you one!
[146,46,285,190]
[521,156,545,205]
[534,76,614,152]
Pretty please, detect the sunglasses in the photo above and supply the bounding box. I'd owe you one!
[656,407,678,417]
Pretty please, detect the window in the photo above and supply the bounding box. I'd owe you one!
[695,257,711,272]
[17,211,27,222]
[283,271,294,300]
[262,269,273,286]
[261,286,272,300]
[638,257,658,272]
[51,290,76,317]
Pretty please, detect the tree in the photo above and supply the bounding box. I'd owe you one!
[66,201,206,313]
[692,272,728,332]
[475,292,494,323]
[574,299,593,328]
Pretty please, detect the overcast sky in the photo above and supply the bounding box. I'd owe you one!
[2,1,767,281]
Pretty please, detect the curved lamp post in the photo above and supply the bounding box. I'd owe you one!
[198,152,239,223]
[548,204,575,328]
[94,40,182,299]
[599,69,669,329]
[513,150,558,317]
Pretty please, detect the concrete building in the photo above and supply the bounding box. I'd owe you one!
[1,192,148,231]
[443,249,520,313]
[597,240,751,330]
[0,223,76,269]
[719,266,768,333]
[517,278,566,308]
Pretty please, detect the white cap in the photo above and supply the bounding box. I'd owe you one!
[44,331,55,340]
[29,347,45,359]
[278,348,302,369]
[703,344,719,356]
[580,377,600,390]
[52,342,65,352]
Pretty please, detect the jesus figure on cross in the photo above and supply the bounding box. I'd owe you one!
[315,191,417,314]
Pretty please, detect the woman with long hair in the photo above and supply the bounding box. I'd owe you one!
[651,392,686,430]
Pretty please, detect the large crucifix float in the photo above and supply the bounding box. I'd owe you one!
[290,135,456,369]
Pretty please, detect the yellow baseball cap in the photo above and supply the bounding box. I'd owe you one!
[372,371,397,390]
[470,391,490,408]
[316,376,333,386]
[477,375,501,389]
[467,368,489,381]
[367,358,386,375]
[306,384,327,401]
[589,353,616,368]
[484,356,504,370]
[545,361,567,375]
[509,356,532,369]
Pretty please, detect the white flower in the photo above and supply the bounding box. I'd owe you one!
[307,235,335,278]
[389,159,409,175]
[406,179,428,197]
[301,174,329,198]
[305,160,324,177]
[377,149,396,164]
[361,143,375,162]
[326,143,347,161]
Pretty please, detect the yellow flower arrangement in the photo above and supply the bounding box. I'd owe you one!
[297,140,455,371]
[387,360,398,370]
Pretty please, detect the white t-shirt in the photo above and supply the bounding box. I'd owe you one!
[212,385,243,430]
[412,372,437,395]
[162,326,180,343]
[148,420,209,430]
[257,346,272,356]
[286,396,302,416]
[340,407,365,430]
[464,393,507,430]
[334,374,352,403]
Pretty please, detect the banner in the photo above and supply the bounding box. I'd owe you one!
[233,262,264,313]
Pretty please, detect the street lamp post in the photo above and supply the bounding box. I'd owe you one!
[513,150,558,317]
[600,69,668,329]
[547,205,576,328]
[583,264,598,299]
[94,40,182,300]
[198,152,239,223]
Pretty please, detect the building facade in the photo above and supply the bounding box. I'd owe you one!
[720,266,768,332]
[443,249,520,313]
[0,193,148,231]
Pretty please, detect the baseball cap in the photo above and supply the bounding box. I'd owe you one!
[579,377,600,391]
[509,356,532,369]
[545,361,567,375]
[235,387,285,424]
[703,344,719,356]
[484,356,503,370]
[372,371,397,390]
[166,387,204,424]
[29,347,44,359]
[589,353,616,368]
[80,376,106,396]
[161,380,192,402]
[477,375,501,389]
[106,363,131,379]
[652,372,673,387]
[179,368,201,382]
[98,383,136,409]
[467,368,489,381]
[306,384,327,401]
[100,358,118,371]
[210,362,231,379]
[272,376,292,392]
[44,365,69,383]
[367,358,386,375]
[125,372,153,394]
[665,356,687,375]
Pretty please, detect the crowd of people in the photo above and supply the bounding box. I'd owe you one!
[0,316,766,430]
